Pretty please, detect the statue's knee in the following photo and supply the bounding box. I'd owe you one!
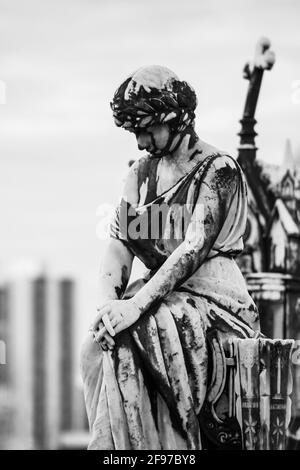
[79,333,102,376]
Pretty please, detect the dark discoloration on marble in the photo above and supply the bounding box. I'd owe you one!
[186,297,196,309]
[115,264,129,298]
[189,149,202,161]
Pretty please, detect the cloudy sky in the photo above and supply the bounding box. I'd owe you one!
[0,0,300,341]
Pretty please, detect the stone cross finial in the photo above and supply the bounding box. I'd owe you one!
[243,37,275,80]
[241,37,276,123]
[237,38,276,220]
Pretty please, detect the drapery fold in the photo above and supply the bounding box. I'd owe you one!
[81,258,259,450]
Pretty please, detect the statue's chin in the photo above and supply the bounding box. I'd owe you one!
[149,147,170,159]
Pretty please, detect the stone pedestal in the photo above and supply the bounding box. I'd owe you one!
[246,272,300,445]
[233,338,294,450]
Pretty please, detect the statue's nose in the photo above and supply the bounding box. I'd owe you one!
[137,132,151,150]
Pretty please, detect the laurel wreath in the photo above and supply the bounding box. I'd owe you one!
[111,79,197,133]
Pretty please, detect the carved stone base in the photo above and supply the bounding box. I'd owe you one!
[199,334,294,450]
[233,338,294,450]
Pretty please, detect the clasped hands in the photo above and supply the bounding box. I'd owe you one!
[89,298,141,351]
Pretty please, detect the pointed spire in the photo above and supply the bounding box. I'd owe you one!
[282,138,295,173]
[294,144,300,165]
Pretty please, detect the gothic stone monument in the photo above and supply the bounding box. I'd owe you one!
[236,37,300,449]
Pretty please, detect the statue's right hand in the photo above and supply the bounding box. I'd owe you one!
[89,319,115,351]
[89,299,117,350]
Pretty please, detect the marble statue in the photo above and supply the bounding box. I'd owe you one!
[80,65,261,450]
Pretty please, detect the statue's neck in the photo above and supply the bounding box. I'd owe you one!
[163,130,200,167]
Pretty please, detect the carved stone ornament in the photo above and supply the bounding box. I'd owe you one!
[233,338,294,450]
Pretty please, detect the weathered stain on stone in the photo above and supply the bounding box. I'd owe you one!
[186,297,196,309]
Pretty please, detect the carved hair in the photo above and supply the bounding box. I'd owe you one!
[110,65,197,134]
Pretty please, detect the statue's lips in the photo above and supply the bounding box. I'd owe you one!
[148,147,170,159]
[139,146,165,159]
[148,152,166,159]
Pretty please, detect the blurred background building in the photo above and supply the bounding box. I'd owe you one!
[0,263,89,449]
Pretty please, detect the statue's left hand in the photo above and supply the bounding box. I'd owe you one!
[91,299,141,342]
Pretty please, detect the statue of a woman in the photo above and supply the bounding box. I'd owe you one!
[80,65,260,450]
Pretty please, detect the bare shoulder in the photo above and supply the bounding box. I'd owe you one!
[211,153,239,171]
[200,148,241,194]
[198,141,237,168]
[121,154,150,206]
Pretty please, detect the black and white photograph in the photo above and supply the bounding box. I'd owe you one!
[0,0,300,455]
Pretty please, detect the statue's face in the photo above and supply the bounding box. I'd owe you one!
[135,124,171,157]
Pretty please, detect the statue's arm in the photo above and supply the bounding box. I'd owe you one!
[97,238,134,304]
[132,156,239,315]
[97,159,140,304]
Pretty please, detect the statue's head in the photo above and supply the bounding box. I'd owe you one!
[110,65,198,158]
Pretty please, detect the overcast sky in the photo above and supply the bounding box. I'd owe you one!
[0,0,300,342]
